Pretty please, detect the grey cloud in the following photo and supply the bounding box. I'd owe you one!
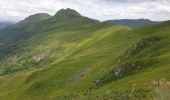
[104,0,170,3]
[0,0,170,22]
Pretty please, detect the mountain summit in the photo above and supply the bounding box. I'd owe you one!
[54,8,82,19]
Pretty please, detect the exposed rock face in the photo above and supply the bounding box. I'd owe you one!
[93,80,103,85]
[123,35,161,58]
[111,61,142,77]
[112,35,161,77]
[95,36,160,86]
[32,51,49,62]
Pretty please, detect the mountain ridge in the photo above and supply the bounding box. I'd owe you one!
[0,8,100,49]
[20,13,52,24]
[106,18,160,28]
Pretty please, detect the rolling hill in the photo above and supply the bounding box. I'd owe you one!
[0,8,169,100]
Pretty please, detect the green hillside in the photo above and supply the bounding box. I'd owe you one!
[0,8,169,100]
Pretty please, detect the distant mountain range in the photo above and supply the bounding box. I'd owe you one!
[106,19,160,28]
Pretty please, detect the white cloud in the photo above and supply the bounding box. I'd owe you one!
[0,0,170,22]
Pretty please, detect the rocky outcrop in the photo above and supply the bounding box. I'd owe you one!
[95,36,160,86]
[111,35,161,77]
[123,35,161,58]
[95,60,155,86]
[111,61,143,77]
[92,80,103,85]
[32,51,49,62]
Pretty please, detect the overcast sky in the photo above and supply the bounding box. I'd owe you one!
[0,0,170,22]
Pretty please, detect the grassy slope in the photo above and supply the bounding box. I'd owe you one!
[0,21,134,99]
[0,12,170,99]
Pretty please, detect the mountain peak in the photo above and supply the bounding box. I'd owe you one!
[54,8,81,19]
[20,13,51,24]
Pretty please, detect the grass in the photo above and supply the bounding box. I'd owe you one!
[152,79,170,100]
[0,11,170,100]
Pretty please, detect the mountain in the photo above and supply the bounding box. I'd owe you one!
[106,19,160,28]
[0,22,15,29]
[0,8,103,75]
[0,8,169,100]
[20,13,52,23]
[0,13,51,45]
[0,9,99,49]
[54,8,82,18]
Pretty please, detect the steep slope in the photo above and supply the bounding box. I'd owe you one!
[0,8,99,57]
[0,8,132,99]
[0,9,170,100]
[0,8,102,75]
[0,24,131,100]
[106,19,160,28]
[95,21,170,99]
[0,13,51,48]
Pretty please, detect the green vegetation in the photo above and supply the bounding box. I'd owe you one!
[152,79,170,100]
[0,8,169,100]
